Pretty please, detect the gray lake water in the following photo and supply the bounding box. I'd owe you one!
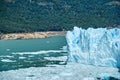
[0,36,67,71]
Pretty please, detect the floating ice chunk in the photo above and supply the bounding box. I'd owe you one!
[6,49,10,51]
[12,50,66,55]
[83,77,95,80]
[0,63,119,80]
[19,56,26,59]
[1,59,16,62]
[44,56,67,61]
[0,55,13,58]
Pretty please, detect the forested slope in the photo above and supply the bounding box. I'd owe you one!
[0,0,120,33]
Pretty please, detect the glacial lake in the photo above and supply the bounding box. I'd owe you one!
[0,36,67,71]
[0,36,120,80]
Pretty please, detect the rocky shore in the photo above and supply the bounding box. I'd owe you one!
[0,31,66,40]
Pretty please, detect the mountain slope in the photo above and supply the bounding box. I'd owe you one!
[0,0,120,33]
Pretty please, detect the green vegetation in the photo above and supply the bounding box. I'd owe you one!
[0,0,120,33]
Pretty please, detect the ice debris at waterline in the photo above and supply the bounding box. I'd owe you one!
[66,27,120,68]
[0,63,120,80]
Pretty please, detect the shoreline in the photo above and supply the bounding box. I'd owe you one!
[0,31,67,40]
[1,26,120,40]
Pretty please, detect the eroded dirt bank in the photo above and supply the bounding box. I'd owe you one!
[0,31,66,40]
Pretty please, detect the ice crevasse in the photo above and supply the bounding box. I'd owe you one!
[66,27,120,68]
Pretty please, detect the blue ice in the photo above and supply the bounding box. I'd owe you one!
[66,27,120,68]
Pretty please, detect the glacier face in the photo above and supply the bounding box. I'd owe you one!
[66,27,120,68]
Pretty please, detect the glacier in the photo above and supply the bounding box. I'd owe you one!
[66,27,120,68]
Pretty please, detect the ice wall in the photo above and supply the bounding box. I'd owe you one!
[66,27,120,68]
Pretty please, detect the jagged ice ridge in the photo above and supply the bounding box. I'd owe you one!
[66,27,120,68]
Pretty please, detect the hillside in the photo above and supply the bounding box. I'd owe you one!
[0,0,120,33]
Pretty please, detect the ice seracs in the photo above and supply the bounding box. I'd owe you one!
[66,27,120,68]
